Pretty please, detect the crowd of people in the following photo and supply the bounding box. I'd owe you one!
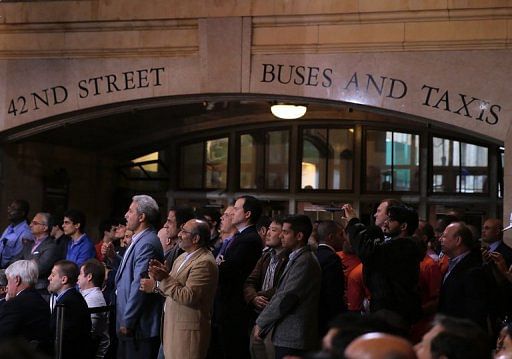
[0,195,512,359]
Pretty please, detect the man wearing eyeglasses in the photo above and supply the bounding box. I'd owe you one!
[22,212,60,300]
[148,219,218,359]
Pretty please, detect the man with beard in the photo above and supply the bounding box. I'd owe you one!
[343,203,423,326]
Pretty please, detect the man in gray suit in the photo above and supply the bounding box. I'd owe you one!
[23,212,61,300]
[111,195,164,359]
[255,214,321,359]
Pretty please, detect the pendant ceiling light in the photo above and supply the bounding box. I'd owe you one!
[270,103,307,119]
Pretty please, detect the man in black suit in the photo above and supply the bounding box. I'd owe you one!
[0,260,51,350]
[438,222,489,329]
[344,203,423,326]
[315,220,347,337]
[214,195,263,359]
[481,218,512,266]
[48,260,92,359]
[23,212,61,300]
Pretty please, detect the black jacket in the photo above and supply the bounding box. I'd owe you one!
[439,250,490,329]
[347,218,423,325]
[0,287,51,347]
[315,245,346,336]
[50,287,93,359]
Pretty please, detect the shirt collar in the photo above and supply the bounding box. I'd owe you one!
[80,286,101,296]
[131,228,149,244]
[8,221,28,233]
[449,250,470,266]
[318,243,336,253]
[236,224,252,234]
[289,245,307,262]
[56,287,74,302]
[70,233,86,245]
[488,241,501,252]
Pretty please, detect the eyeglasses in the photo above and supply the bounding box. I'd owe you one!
[180,226,196,236]
[31,221,47,226]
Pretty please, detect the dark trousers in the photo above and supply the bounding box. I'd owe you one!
[219,318,250,359]
[117,336,160,359]
[274,346,304,359]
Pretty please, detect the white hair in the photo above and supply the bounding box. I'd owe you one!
[132,195,159,225]
[5,260,38,286]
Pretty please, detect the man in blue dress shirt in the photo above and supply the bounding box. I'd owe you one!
[0,200,34,269]
[63,209,95,267]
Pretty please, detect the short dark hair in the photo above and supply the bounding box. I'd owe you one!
[196,207,221,230]
[256,215,272,232]
[169,206,196,229]
[54,260,79,286]
[237,195,263,225]
[63,209,86,233]
[271,216,285,226]
[98,219,115,237]
[387,205,418,236]
[316,220,340,243]
[418,220,435,242]
[13,199,30,217]
[283,215,313,243]
[49,215,63,231]
[381,198,402,208]
[431,315,490,359]
[81,258,105,288]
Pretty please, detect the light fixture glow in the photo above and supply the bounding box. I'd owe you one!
[271,104,307,119]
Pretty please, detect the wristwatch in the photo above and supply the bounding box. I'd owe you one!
[154,280,161,294]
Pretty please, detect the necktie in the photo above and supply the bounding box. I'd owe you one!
[50,293,58,313]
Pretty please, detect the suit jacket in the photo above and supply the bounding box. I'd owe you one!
[216,225,263,323]
[114,227,164,339]
[438,250,489,329]
[164,244,184,271]
[50,287,93,359]
[496,241,512,267]
[161,247,218,359]
[0,288,51,346]
[347,218,422,324]
[315,245,346,336]
[256,246,321,351]
[23,236,62,290]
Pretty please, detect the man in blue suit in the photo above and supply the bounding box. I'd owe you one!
[112,195,164,359]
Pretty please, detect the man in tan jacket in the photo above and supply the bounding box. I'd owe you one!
[148,218,218,359]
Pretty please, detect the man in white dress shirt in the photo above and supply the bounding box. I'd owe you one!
[78,258,109,359]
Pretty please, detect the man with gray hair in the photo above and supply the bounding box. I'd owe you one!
[0,260,51,349]
[111,195,164,358]
[23,212,61,300]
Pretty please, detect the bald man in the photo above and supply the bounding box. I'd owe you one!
[481,218,512,266]
[344,333,416,359]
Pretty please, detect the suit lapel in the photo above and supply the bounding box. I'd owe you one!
[115,237,140,282]
[176,248,205,276]
[171,253,186,277]
[277,246,307,287]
